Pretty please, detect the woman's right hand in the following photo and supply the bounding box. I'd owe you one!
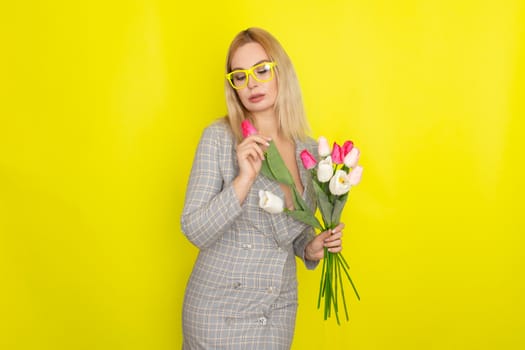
[232,134,271,204]
[235,134,271,182]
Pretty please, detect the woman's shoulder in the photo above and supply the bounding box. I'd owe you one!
[201,118,235,143]
[297,136,317,155]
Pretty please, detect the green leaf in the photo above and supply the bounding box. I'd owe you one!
[265,142,294,186]
[285,209,323,231]
[292,186,315,214]
[260,156,276,181]
[312,179,333,227]
[290,186,305,211]
[331,192,349,225]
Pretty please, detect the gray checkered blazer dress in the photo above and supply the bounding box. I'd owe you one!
[181,121,319,349]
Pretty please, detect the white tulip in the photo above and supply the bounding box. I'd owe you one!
[258,190,284,214]
[317,156,333,183]
[329,170,351,196]
[317,136,331,157]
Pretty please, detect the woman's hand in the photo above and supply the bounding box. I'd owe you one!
[235,134,270,182]
[305,222,345,261]
[232,134,271,204]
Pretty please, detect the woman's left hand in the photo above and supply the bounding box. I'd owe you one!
[304,222,345,261]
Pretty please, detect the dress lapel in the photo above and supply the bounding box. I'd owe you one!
[243,137,317,247]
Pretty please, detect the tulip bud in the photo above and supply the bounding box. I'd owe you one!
[317,136,331,157]
[343,147,360,168]
[331,142,343,164]
[241,119,258,138]
[300,149,317,170]
[329,170,351,196]
[317,156,333,183]
[348,165,363,186]
[258,190,284,214]
[342,140,354,157]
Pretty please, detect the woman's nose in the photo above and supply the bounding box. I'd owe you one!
[246,73,258,88]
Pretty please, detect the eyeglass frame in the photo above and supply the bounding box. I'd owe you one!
[225,61,277,90]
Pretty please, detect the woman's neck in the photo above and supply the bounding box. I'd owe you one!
[251,111,281,140]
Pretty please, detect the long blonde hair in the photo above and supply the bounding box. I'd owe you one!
[224,27,310,142]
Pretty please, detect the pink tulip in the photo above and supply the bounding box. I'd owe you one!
[317,136,331,157]
[331,142,344,164]
[300,149,317,170]
[342,140,354,156]
[241,119,258,138]
[348,165,363,186]
[343,147,360,168]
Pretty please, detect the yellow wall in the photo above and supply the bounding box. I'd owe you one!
[1,1,523,349]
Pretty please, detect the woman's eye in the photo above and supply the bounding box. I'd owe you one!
[233,74,246,81]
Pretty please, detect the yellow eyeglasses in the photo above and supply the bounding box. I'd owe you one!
[226,62,277,90]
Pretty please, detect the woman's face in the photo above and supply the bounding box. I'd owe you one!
[229,42,278,115]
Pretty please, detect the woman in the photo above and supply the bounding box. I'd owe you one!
[181,27,345,349]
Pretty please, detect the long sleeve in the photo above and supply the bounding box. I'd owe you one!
[292,137,320,270]
[293,225,319,270]
[181,123,242,249]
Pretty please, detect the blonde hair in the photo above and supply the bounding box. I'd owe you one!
[224,27,310,142]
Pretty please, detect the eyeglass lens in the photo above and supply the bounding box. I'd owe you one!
[230,63,273,88]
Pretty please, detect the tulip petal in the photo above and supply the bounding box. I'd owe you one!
[348,165,363,186]
[317,156,333,183]
[258,190,284,214]
[300,149,317,169]
[329,170,351,195]
[342,141,354,157]
[331,142,344,164]
[343,147,360,168]
[318,136,331,157]
[241,119,258,138]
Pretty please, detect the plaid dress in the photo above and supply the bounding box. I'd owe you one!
[181,121,318,349]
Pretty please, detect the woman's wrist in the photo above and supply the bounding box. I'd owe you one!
[304,243,318,262]
[232,175,255,204]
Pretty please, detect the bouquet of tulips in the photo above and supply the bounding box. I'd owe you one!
[242,120,363,324]
[298,136,362,324]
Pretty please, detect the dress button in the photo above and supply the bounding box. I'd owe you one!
[266,286,274,294]
[241,243,252,249]
[257,317,267,326]
[233,282,242,289]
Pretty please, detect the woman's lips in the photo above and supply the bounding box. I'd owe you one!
[249,94,265,103]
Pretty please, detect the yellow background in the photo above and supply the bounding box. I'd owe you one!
[1,1,523,349]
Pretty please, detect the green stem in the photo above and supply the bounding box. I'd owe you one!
[336,256,349,321]
[338,251,350,269]
[337,255,361,301]
[334,253,338,315]
[330,252,340,325]
[324,251,332,320]
[317,248,327,309]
